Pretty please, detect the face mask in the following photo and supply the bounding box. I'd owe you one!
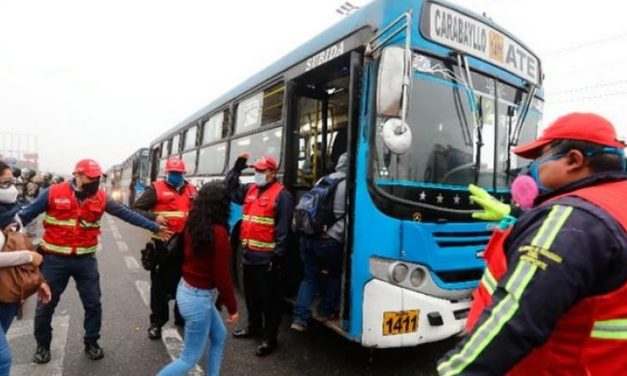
[525,152,565,194]
[0,231,4,250]
[254,171,267,187]
[81,180,100,196]
[166,173,184,188]
[0,185,18,204]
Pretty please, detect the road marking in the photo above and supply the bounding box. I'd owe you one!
[162,327,204,375]
[9,314,70,376]
[135,280,151,307]
[112,227,122,240]
[124,256,140,270]
[116,240,129,252]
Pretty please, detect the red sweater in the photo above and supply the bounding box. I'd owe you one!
[182,225,237,315]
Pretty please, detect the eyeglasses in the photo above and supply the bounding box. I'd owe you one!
[0,177,17,189]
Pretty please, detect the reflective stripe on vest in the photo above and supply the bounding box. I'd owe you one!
[44,214,100,228]
[591,319,627,340]
[241,238,276,250]
[40,239,98,255]
[480,269,498,295]
[153,211,185,218]
[44,214,76,227]
[242,214,275,225]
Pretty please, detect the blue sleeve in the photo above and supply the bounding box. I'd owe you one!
[225,157,251,205]
[18,188,50,225]
[273,189,294,258]
[105,197,160,232]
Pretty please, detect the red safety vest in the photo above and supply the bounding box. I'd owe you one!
[240,181,284,252]
[468,180,627,375]
[41,182,106,256]
[151,180,196,239]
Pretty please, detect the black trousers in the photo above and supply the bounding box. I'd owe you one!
[149,241,183,327]
[243,263,282,342]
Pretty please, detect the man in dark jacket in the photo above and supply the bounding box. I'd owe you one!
[437,113,627,375]
[227,153,293,357]
[132,157,196,340]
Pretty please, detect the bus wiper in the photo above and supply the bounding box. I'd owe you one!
[510,84,537,146]
[455,53,483,184]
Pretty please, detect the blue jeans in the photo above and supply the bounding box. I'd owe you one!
[35,253,102,347]
[293,237,343,324]
[0,302,19,376]
[157,280,226,376]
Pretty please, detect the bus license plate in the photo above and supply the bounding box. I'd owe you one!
[382,310,419,336]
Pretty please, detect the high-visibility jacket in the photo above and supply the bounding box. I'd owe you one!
[151,180,196,240]
[41,182,106,256]
[468,180,627,375]
[240,182,284,252]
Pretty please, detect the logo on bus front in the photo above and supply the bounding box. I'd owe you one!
[423,3,540,85]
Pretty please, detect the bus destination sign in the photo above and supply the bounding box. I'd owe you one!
[421,3,541,85]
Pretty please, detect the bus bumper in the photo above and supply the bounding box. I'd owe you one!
[361,279,469,348]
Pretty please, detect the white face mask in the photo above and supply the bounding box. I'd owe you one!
[0,231,4,250]
[254,171,267,187]
[0,185,18,204]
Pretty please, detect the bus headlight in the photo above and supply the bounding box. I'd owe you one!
[410,268,426,288]
[390,263,409,283]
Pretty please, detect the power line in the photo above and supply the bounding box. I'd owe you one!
[549,80,627,96]
[543,32,627,57]
[546,90,627,105]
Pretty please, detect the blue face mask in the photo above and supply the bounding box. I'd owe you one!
[166,173,184,188]
[524,152,565,194]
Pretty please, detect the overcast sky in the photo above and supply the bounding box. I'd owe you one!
[1,0,626,174]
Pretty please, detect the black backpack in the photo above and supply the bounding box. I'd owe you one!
[292,176,344,235]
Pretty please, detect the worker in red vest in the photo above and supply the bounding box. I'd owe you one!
[132,157,197,340]
[437,113,627,375]
[18,159,169,364]
[227,153,293,357]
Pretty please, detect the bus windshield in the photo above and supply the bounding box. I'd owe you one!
[373,53,542,203]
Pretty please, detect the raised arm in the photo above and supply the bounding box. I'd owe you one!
[225,154,252,205]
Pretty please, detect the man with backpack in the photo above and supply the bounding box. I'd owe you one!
[291,152,348,331]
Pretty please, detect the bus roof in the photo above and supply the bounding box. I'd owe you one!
[152,0,539,146]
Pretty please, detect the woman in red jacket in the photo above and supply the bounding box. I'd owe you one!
[157,182,238,376]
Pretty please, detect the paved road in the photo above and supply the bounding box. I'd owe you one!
[7,215,457,375]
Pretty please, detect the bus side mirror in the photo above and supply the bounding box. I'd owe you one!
[377,46,405,117]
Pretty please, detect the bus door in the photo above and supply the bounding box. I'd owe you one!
[149,146,161,183]
[285,50,362,331]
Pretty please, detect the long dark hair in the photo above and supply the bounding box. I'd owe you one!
[0,161,10,176]
[186,181,231,254]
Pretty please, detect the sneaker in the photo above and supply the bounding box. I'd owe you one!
[232,328,260,339]
[84,342,104,360]
[33,345,51,364]
[315,312,339,322]
[290,322,308,332]
[255,339,278,357]
[147,324,162,340]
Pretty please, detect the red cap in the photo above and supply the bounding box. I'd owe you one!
[74,159,102,178]
[513,112,625,159]
[165,157,186,173]
[250,156,278,171]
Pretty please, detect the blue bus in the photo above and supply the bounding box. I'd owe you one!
[149,0,543,348]
[119,148,150,206]
[104,164,123,202]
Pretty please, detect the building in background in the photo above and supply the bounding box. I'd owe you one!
[0,132,39,171]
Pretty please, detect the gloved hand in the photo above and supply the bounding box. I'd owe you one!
[468,184,511,221]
